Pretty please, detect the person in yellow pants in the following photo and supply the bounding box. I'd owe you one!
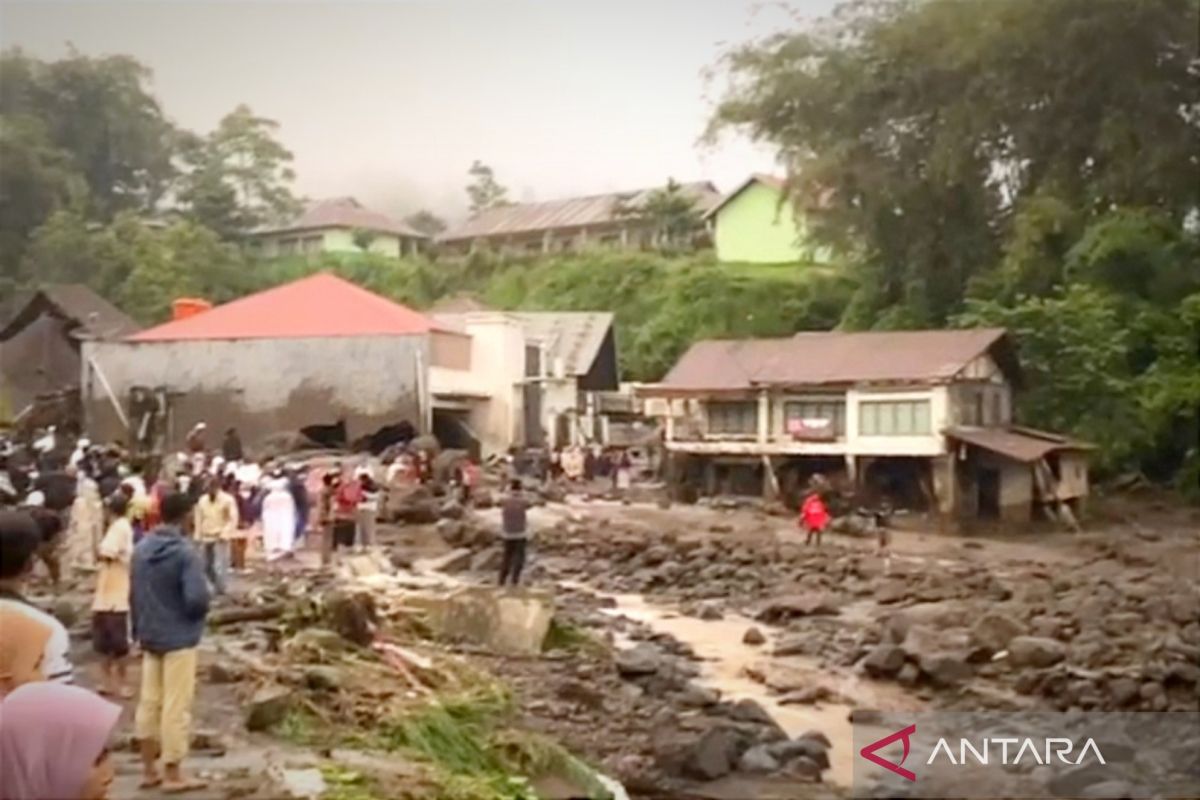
[130,492,210,793]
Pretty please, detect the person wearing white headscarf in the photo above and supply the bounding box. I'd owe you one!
[259,474,296,561]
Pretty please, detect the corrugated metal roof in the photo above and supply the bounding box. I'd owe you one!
[704,174,835,220]
[510,312,614,377]
[432,310,615,378]
[946,426,1091,463]
[255,197,428,239]
[656,329,1012,390]
[129,273,439,341]
[440,181,721,242]
[0,284,140,342]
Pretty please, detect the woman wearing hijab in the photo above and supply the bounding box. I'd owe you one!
[260,472,297,562]
[0,682,121,800]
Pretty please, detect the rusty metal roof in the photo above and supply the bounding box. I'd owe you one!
[654,328,1014,391]
[946,426,1092,463]
[439,181,721,242]
[255,197,428,239]
[0,284,139,342]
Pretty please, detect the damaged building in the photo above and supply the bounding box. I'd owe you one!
[641,328,1090,526]
[429,305,619,457]
[1,284,140,425]
[81,273,468,452]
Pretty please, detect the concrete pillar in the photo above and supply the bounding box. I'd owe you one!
[757,389,770,444]
[542,231,552,253]
[665,407,676,442]
[845,454,858,486]
[931,455,959,532]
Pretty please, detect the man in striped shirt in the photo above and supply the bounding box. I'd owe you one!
[0,509,73,694]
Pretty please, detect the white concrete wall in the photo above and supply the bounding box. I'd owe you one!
[664,385,951,457]
[430,314,529,458]
[82,335,427,449]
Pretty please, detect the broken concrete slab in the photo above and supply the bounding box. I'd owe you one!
[421,586,554,655]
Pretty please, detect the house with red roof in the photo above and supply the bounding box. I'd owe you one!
[80,274,471,451]
[251,197,428,259]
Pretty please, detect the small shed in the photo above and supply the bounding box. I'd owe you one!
[82,273,465,451]
[0,285,139,420]
[946,426,1092,525]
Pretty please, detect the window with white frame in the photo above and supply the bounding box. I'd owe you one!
[783,399,846,437]
[859,399,932,436]
[707,401,757,435]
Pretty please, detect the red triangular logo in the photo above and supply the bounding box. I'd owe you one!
[860,723,917,782]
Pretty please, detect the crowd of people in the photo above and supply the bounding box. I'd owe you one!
[0,421,487,799]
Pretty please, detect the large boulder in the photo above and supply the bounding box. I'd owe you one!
[682,725,753,781]
[971,612,1027,654]
[615,643,663,677]
[1007,636,1067,668]
[917,652,972,687]
[737,744,780,773]
[862,643,906,677]
[756,593,840,623]
[245,684,295,732]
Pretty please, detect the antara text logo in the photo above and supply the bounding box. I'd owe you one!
[859,724,1107,782]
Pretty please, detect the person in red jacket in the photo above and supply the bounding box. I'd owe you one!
[800,491,830,546]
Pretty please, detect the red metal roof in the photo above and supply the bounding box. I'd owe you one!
[129,273,439,341]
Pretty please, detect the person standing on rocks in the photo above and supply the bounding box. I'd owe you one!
[499,479,530,587]
[93,492,134,698]
[800,490,830,546]
[192,477,236,594]
[131,492,210,794]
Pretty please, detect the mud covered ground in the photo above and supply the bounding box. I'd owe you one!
[30,488,1200,800]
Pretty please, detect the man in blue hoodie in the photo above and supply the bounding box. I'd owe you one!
[131,491,210,793]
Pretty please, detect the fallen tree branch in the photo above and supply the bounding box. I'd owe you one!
[210,603,286,627]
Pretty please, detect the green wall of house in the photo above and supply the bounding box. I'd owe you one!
[713,181,815,264]
[322,229,403,257]
[256,228,414,258]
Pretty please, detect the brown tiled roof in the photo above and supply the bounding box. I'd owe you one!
[946,426,1092,463]
[439,181,721,242]
[655,329,1014,391]
[256,197,428,239]
[0,284,139,341]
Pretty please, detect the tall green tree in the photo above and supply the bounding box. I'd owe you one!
[614,179,706,251]
[0,48,178,218]
[176,104,300,238]
[465,160,510,214]
[709,0,1199,326]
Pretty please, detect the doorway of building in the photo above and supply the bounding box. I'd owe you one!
[432,409,481,460]
[977,468,1001,518]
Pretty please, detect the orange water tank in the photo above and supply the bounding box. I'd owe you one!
[171,298,212,321]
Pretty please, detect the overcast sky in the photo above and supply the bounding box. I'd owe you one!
[1,1,836,221]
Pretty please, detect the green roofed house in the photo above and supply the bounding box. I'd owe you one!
[705,174,830,265]
[251,197,429,259]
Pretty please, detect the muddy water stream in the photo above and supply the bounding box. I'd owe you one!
[592,591,922,787]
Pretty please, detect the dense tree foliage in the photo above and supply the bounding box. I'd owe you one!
[709,0,1198,327]
[708,0,1199,488]
[0,49,297,288]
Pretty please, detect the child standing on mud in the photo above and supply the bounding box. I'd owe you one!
[800,490,830,546]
